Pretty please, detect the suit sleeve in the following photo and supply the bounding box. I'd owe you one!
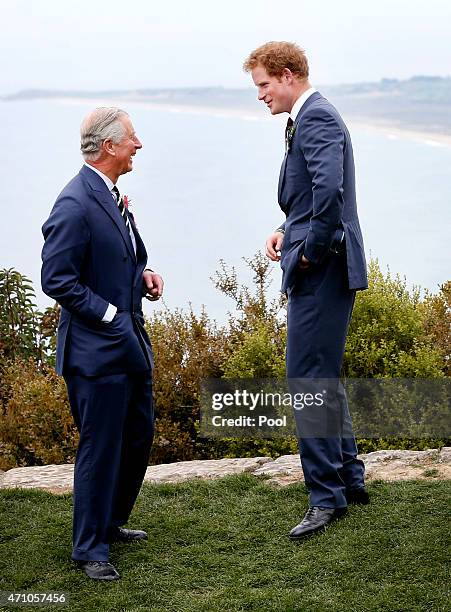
[300,108,345,264]
[41,196,110,322]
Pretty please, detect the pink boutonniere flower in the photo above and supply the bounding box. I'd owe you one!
[123,195,137,227]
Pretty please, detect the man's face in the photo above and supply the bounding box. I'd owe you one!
[251,64,292,115]
[112,116,142,176]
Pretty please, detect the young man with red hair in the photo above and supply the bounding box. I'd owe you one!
[244,42,369,540]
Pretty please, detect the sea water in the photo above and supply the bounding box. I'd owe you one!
[2,99,450,322]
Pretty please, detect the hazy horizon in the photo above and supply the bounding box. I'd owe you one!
[4,74,451,97]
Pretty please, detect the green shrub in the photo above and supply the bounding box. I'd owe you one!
[0,267,59,369]
[0,258,449,469]
[223,321,286,378]
[344,260,445,378]
[0,268,41,363]
[145,307,227,464]
[419,280,450,376]
[0,359,78,470]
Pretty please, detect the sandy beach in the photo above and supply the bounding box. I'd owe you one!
[346,119,451,148]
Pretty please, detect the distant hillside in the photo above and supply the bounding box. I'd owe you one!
[3,76,451,136]
[326,75,451,102]
[322,76,451,135]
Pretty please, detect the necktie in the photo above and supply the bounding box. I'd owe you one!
[112,186,131,232]
[285,117,294,151]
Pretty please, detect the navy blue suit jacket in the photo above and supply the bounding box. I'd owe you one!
[41,165,154,377]
[278,92,367,293]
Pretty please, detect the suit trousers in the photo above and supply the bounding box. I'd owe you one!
[64,371,154,561]
[286,251,365,508]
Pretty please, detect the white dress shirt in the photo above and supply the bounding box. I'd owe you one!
[289,87,317,121]
[85,162,115,191]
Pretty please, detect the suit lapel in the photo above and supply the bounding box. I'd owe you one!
[129,216,146,261]
[80,166,137,262]
[93,190,137,262]
[278,92,323,208]
[128,216,148,287]
[278,152,288,206]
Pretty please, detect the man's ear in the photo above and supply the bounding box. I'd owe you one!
[103,139,115,156]
[281,68,294,83]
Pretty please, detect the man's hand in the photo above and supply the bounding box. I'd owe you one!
[299,255,311,270]
[265,231,284,261]
[143,270,164,301]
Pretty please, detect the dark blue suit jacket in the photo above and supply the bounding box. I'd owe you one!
[278,92,367,293]
[41,165,153,377]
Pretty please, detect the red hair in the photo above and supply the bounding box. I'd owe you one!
[244,41,309,80]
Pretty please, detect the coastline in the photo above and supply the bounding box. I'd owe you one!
[346,119,451,148]
[7,95,451,147]
[42,95,271,123]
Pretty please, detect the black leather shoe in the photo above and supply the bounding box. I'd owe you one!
[289,506,347,540]
[78,561,120,581]
[109,527,148,543]
[346,487,370,505]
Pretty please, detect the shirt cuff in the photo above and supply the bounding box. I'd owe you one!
[102,303,117,323]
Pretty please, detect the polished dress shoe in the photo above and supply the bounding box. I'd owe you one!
[78,561,120,581]
[289,506,347,540]
[109,526,148,543]
[346,487,370,505]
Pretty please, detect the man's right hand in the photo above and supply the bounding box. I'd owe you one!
[265,231,284,261]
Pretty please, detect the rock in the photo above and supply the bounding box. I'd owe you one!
[0,464,74,493]
[0,449,449,493]
[252,455,304,486]
[253,449,450,486]
[144,456,272,484]
[439,447,451,464]
[359,449,440,466]
[358,449,449,482]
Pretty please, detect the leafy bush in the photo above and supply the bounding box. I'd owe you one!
[0,268,59,369]
[214,253,286,379]
[419,280,450,376]
[0,258,449,469]
[0,268,41,363]
[0,359,77,470]
[343,260,445,378]
[222,320,286,378]
[145,307,227,464]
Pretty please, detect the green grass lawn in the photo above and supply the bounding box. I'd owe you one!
[0,476,449,612]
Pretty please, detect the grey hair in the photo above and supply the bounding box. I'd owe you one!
[80,107,129,161]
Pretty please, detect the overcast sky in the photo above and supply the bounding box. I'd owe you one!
[1,0,450,94]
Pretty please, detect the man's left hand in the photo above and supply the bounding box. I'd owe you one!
[143,270,164,301]
[299,255,311,270]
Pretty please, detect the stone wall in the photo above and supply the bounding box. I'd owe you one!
[0,448,449,494]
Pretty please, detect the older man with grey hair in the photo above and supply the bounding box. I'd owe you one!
[41,107,163,581]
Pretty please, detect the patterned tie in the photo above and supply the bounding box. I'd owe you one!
[112,186,131,232]
[285,117,294,152]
